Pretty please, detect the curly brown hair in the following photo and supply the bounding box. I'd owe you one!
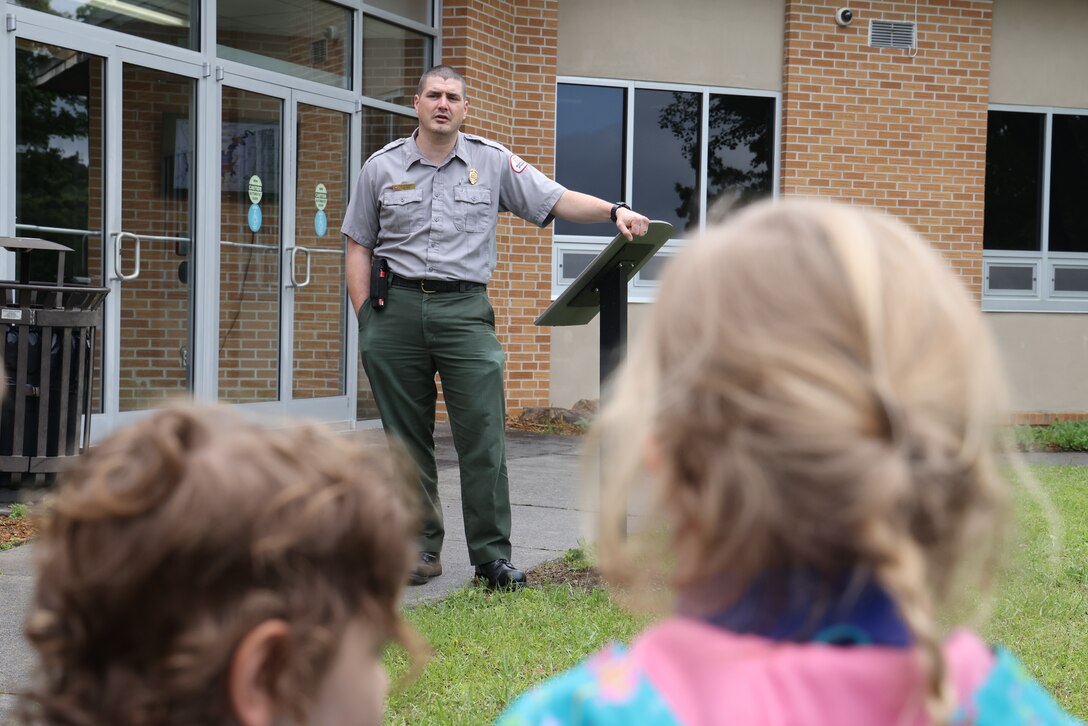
[18,403,422,726]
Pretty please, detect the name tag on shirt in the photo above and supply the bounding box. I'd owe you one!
[390,183,416,191]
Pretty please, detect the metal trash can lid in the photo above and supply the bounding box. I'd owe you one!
[0,237,73,253]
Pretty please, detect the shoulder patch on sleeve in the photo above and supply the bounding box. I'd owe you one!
[510,155,528,174]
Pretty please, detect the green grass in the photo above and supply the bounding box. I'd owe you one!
[7,502,28,520]
[385,584,651,725]
[975,465,1088,716]
[1014,420,1088,451]
[386,466,1088,723]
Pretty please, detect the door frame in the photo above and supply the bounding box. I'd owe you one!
[215,72,359,426]
[104,47,206,435]
[3,8,363,438]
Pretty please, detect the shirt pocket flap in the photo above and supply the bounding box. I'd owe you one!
[454,186,492,205]
[381,188,424,206]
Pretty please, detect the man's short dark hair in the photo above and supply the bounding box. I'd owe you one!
[416,65,467,97]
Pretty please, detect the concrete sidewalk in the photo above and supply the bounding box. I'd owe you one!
[0,426,587,721]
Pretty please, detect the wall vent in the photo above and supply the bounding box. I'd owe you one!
[869,20,916,49]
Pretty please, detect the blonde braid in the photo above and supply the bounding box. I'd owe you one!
[865,515,955,725]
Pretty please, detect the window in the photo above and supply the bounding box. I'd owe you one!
[984,106,1088,310]
[218,0,353,89]
[10,0,198,49]
[357,2,436,165]
[555,84,625,237]
[360,105,416,159]
[362,14,432,106]
[360,2,436,116]
[553,78,778,300]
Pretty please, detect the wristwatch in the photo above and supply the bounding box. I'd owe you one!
[610,202,631,223]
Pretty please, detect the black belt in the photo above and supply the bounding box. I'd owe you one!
[390,275,486,293]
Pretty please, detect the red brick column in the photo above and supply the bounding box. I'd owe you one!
[441,0,558,417]
[782,0,992,298]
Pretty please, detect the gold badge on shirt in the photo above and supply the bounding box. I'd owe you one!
[391,182,415,191]
[468,169,479,185]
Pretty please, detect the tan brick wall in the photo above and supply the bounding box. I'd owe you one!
[782,0,991,297]
[441,0,557,415]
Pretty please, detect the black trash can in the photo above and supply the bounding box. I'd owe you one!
[0,238,109,488]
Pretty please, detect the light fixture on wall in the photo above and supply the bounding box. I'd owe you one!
[79,0,189,28]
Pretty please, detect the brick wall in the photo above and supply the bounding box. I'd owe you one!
[782,0,991,297]
[441,0,558,414]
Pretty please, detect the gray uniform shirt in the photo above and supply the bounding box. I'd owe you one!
[341,129,566,284]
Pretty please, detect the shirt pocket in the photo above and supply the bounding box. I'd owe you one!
[380,188,424,235]
[453,185,493,233]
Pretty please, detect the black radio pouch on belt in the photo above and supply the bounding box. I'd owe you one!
[370,258,390,311]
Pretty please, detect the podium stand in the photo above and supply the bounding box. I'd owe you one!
[535,221,674,386]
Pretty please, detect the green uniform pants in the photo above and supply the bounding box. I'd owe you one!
[359,285,511,565]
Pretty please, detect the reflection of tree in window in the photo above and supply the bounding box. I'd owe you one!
[634,90,699,233]
[15,42,98,283]
[983,111,1042,252]
[656,92,774,230]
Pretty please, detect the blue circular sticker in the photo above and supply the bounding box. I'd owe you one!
[314,209,328,237]
[247,203,262,233]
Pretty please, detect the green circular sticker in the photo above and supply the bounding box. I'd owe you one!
[315,183,328,211]
[247,175,263,205]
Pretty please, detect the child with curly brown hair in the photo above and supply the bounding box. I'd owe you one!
[17,403,424,726]
[499,200,1082,725]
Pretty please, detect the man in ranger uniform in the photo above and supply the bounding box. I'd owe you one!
[342,65,650,590]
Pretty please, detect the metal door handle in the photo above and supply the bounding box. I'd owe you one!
[111,232,141,281]
[289,246,312,288]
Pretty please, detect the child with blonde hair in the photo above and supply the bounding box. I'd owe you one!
[498,200,1081,724]
[17,403,424,726]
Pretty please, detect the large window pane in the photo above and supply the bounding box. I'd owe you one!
[15,39,106,413]
[294,105,349,400]
[365,0,430,24]
[1048,114,1088,253]
[707,94,775,224]
[218,87,282,404]
[633,89,701,235]
[361,106,416,160]
[983,111,1043,251]
[218,0,353,89]
[115,66,196,411]
[10,0,197,49]
[555,84,625,236]
[362,14,431,106]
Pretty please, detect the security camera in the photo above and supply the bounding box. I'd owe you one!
[835,7,854,26]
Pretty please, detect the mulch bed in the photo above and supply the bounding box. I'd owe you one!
[505,418,588,436]
[526,558,603,591]
[0,514,36,548]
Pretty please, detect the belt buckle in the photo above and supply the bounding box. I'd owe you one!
[420,279,437,294]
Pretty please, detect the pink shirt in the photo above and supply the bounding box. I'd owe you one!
[630,618,995,725]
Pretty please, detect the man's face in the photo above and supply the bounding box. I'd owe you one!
[414,75,468,138]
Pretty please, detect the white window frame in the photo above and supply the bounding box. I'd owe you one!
[553,76,781,302]
[984,103,1088,312]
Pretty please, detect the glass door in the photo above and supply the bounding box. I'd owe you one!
[217,80,354,420]
[217,85,284,404]
[113,60,198,412]
[11,21,204,438]
[290,101,350,405]
[13,38,108,411]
